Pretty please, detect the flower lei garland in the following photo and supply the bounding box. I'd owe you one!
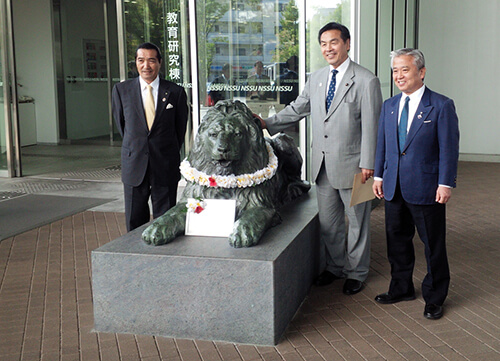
[180,142,278,188]
[186,198,206,213]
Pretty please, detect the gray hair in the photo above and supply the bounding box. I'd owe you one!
[390,48,425,69]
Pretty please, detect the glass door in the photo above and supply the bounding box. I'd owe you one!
[0,0,20,177]
[57,0,120,144]
[0,8,7,176]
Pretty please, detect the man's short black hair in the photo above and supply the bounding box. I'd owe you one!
[135,42,162,62]
[318,22,350,44]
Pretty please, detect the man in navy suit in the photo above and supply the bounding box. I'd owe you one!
[112,42,188,231]
[372,48,459,319]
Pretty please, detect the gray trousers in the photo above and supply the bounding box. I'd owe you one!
[316,165,371,282]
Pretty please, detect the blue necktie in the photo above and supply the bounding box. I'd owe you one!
[326,69,338,112]
[398,96,410,151]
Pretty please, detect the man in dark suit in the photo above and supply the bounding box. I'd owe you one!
[372,48,459,320]
[112,42,188,231]
[208,63,233,105]
[259,22,382,295]
[246,61,272,101]
[277,55,299,106]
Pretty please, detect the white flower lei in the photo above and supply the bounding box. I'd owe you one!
[180,142,278,188]
[186,198,206,213]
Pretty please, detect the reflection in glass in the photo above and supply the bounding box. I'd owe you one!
[306,0,349,72]
[305,0,350,180]
[197,0,300,144]
[123,0,189,86]
[123,0,192,155]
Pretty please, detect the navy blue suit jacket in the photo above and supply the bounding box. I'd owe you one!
[112,77,188,187]
[374,87,459,205]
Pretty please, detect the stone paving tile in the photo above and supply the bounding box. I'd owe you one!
[1,162,500,360]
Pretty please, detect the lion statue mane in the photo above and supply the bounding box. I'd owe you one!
[142,100,310,248]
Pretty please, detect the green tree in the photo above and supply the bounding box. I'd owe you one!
[198,0,230,76]
[273,0,299,63]
[124,0,183,81]
[307,2,346,71]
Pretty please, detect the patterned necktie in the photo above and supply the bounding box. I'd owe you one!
[145,84,155,130]
[326,69,338,112]
[398,96,410,151]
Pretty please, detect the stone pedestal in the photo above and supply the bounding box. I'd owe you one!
[92,191,319,345]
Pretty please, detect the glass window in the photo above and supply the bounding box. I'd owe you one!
[305,0,351,180]
[123,0,190,83]
[123,0,192,154]
[198,0,300,146]
[306,0,350,72]
[0,23,6,174]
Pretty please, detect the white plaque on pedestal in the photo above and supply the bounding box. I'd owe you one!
[185,198,236,237]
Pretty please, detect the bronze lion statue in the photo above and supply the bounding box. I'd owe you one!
[142,100,310,248]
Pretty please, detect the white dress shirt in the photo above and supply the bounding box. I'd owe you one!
[398,84,426,132]
[326,57,350,98]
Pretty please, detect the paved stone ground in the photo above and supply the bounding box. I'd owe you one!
[0,161,499,360]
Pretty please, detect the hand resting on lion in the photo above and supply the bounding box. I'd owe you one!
[142,100,310,247]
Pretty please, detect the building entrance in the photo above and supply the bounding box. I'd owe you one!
[10,0,121,178]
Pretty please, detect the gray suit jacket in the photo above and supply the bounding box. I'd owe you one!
[266,60,382,189]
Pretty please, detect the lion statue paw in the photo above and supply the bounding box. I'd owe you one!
[142,203,186,245]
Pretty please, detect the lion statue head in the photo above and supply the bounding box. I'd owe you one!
[189,100,268,176]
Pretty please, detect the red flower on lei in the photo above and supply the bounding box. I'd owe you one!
[209,177,217,187]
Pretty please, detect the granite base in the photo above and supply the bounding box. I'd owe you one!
[92,191,319,345]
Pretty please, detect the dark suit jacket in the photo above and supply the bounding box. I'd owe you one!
[112,77,188,187]
[208,75,232,104]
[374,87,460,204]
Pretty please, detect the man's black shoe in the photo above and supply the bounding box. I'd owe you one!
[314,271,340,286]
[343,279,364,295]
[424,304,443,320]
[374,292,416,304]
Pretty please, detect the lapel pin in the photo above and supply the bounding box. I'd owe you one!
[345,83,349,86]
[417,112,423,119]
[162,98,166,102]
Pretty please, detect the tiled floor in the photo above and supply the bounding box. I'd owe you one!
[0,160,499,360]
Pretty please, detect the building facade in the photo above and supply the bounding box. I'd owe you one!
[1,0,499,178]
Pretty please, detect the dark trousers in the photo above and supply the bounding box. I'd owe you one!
[385,182,450,306]
[124,166,178,232]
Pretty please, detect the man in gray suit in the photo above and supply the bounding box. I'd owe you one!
[259,22,382,295]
